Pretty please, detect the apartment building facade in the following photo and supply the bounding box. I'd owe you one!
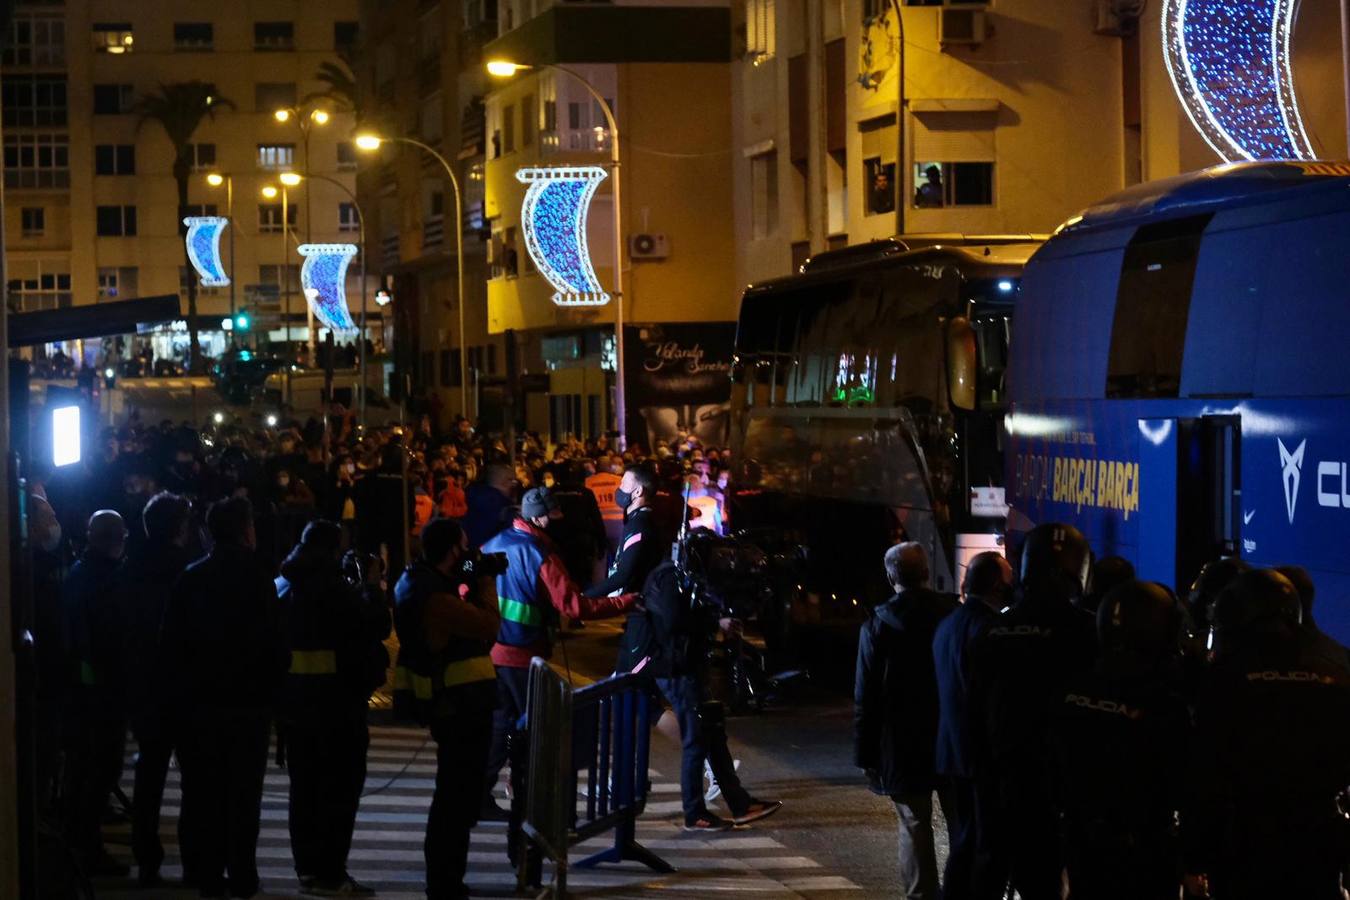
[731,0,1350,288]
[3,0,367,365]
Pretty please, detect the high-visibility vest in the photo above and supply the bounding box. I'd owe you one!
[586,472,623,523]
[391,563,496,723]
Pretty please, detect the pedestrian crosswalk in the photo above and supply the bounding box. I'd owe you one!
[104,723,863,898]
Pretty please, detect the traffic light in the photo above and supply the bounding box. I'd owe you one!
[234,311,251,331]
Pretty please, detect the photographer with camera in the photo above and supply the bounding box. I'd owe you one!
[276,520,391,895]
[393,519,501,900]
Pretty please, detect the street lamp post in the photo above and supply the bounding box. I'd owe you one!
[275,105,332,360]
[206,172,237,337]
[487,60,627,448]
[354,134,469,419]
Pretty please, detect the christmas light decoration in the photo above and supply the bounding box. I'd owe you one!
[516,165,611,307]
[297,243,358,333]
[183,216,230,287]
[1162,0,1313,161]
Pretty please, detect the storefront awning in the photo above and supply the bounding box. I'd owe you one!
[8,295,183,348]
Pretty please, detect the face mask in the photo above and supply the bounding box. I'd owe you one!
[614,488,632,510]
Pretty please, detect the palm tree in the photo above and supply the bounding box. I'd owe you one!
[136,81,234,373]
[310,60,358,115]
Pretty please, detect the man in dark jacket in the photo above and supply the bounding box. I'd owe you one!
[854,542,958,900]
[932,551,1011,900]
[1275,564,1350,677]
[62,509,130,877]
[585,465,666,600]
[278,520,390,895]
[463,463,514,549]
[160,497,289,899]
[117,492,194,886]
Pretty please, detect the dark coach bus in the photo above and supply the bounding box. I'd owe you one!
[728,236,1042,623]
[1006,161,1350,643]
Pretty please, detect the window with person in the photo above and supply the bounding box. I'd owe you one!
[912,161,994,208]
[864,157,895,216]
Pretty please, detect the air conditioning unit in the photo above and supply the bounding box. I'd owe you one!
[939,9,989,47]
[1094,0,1142,35]
[629,233,670,261]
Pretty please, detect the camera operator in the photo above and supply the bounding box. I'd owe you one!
[625,540,783,832]
[393,519,501,900]
[276,520,391,895]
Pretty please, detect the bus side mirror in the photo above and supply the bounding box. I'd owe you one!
[946,317,977,411]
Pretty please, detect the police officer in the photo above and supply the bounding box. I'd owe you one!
[1182,569,1350,900]
[393,518,500,900]
[480,487,636,860]
[1052,580,1189,900]
[278,520,390,895]
[969,523,1097,900]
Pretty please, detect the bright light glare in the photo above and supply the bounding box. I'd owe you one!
[221,317,234,331]
[311,109,330,125]
[486,60,524,78]
[52,405,80,468]
[104,367,115,379]
[997,280,1014,292]
[261,185,278,199]
[354,134,382,151]
[206,172,224,187]
[266,414,279,427]
[273,109,291,123]
[213,411,225,424]
[279,172,302,187]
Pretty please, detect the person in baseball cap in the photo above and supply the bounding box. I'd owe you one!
[520,486,561,523]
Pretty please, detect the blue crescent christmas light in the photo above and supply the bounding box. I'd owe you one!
[517,165,610,307]
[183,216,230,287]
[1162,0,1313,161]
[297,243,358,333]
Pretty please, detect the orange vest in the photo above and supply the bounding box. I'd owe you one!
[586,472,624,523]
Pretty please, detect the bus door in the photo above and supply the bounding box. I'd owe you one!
[1136,415,1241,592]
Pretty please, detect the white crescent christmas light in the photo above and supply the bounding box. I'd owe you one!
[297,243,359,333]
[1162,0,1313,161]
[516,165,611,307]
[183,216,230,287]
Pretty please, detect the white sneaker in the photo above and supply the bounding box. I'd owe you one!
[703,758,741,804]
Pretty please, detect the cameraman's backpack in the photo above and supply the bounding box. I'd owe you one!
[617,560,686,677]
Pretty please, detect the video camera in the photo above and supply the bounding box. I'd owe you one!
[458,549,508,581]
[342,549,381,586]
[676,530,773,620]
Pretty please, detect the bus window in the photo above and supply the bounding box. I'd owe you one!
[1106,214,1212,398]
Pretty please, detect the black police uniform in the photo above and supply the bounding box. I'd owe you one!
[969,582,1096,900]
[278,544,391,887]
[1184,635,1350,899]
[393,561,498,900]
[1052,656,1189,899]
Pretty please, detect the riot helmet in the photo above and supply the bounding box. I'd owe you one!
[1082,555,1136,614]
[1096,579,1184,660]
[1018,523,1091,602]
[1211,569,1302,653]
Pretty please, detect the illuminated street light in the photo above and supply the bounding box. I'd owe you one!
[266,413,279,427]
[486,59,529,78]
[213,411,225,425]
[311,109,330,125]
[274,108,291,123]
[279,171,302,187]
[206,172,224,187]
[261,185,278,199]
[353,134,382,151]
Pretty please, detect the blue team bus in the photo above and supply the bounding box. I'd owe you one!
[1005,160,1350,643]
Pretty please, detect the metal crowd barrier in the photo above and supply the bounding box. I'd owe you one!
[521,657,673,897]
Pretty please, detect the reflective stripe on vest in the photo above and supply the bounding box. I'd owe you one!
[394,654,495,700]
[289,649,338,675]
[499,596,545,627]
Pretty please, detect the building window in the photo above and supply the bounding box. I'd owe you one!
[258,264,301,292]
[257,143,295,170]
[254,21,294,51]
[4,133,69,188]
[912,161,994,208]
[502,104,516,154]
[339,203,359,233]
[94,144,136,176]
[20,207,44,237]
[180,204,219,235]
[864,157,896,215]
[2,75,67,126]
[98,266,138,299]
[255,82,297,113]
[173,22,213,51]
[522,94,536,147]
[337,141,357,171]
[188,142,216,172]
[4,13,66,66]
[96,205,137,237]
[8,266,71,311]
[258,203,297,233]
[747,0,775,61]
[334,21,358,54]
[93,83,134,115]
[749,150,778,239]
[93,22,134,54]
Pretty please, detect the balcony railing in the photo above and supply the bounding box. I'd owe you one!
[422,214,444,250]
[382,231,400,268]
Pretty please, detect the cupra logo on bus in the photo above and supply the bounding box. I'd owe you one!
[1279,438,1305,525]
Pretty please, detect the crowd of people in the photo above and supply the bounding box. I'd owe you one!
[855,525,1350,900]
[29,410,747,898]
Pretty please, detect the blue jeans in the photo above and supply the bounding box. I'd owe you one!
[655,676,750,822]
